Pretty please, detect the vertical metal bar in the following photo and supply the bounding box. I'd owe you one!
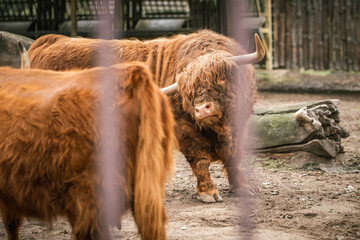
[114,0,124,36]
[96,0,123,236]
[224,3,257,239]
[71,0,77,36]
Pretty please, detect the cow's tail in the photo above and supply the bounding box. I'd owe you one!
[128,63,175,240]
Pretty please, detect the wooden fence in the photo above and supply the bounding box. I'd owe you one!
[272,0,360,71]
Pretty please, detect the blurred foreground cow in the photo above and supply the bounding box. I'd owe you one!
[28,30,265,203]
[0,62,175,239]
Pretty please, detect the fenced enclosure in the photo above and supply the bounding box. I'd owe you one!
[122,0,221,36]
[0,0,222,38]
[272,0,360,71]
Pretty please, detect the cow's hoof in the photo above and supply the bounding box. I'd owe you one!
[198,191,223,203]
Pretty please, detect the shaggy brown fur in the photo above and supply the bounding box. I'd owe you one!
[28,30,256,202]
[0,63,175,240]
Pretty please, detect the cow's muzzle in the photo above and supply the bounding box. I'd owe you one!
[195,102,217,120]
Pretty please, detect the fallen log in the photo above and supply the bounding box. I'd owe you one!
[0,31,34,68]
[248,99,349,158]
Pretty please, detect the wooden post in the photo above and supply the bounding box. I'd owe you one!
[340,0,347,71]
[318,0,324,70]
[345,0,352,71]
[70,0,77,37]
[302,0,308,69]
[291,0,297,69]
[273,0,279,68]
[328,0,334,70]
[279,12,285,67]
[297,0,303,69]
[355,0,360,71]
[313,0,319,70]
[307,0,314,69]
[258,0,271,69]
[285,0,291,68]
[263,0,273,70]
[334,0,340,70]
[323,0,329,69]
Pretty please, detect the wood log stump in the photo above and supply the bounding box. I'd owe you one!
[248,99,349,158]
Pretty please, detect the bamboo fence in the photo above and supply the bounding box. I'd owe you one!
[272,0,359,71]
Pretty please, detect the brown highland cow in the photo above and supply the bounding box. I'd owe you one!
[0,62,175,239]
[28,30,265,203]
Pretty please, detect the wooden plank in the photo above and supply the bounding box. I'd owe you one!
[291,0,297,69]
[340,0,347,70]
[265,0,273,70]
[273,0,279,68]
[307,0,314,69]
[345,0,352,71]
[297,0,303,69]
[355,0,360,71]
[267,0,358,71]
[334,0,341,70]
[279,13,286,67]
[285,0,292,68]
[313,0,319,70]
[318,0,324,70]
[302,0,309,69]
[323,0,329,69]
[328,0,334,69]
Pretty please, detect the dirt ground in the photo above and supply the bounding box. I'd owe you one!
[0,91,359,240]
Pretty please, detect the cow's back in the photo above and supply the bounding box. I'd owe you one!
[27,30,242,87]
[28,34,150,71]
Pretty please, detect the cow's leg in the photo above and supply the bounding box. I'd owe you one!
[68,204,108,240]
[66,187,110,240]
[1,211,23,240]
[177,119,222,203]
[188,158,223,203]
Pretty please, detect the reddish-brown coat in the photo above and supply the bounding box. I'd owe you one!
[0,62,175,239]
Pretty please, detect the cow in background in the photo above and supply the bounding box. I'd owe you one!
[0,62,175,240]
[28,30,265,203]
[0,31,33,68]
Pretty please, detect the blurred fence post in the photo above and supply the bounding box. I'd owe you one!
[70,0,77,37]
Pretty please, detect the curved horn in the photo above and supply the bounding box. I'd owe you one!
[18,41,30,69]
[160,82,178,95]
[229,33,265,64]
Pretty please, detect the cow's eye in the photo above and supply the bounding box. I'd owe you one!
[218,77,226,87]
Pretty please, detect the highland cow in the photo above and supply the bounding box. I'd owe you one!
[0,62,175,240]
[28,30,265,203]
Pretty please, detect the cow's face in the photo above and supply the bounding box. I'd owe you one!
[177,52,237,128]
